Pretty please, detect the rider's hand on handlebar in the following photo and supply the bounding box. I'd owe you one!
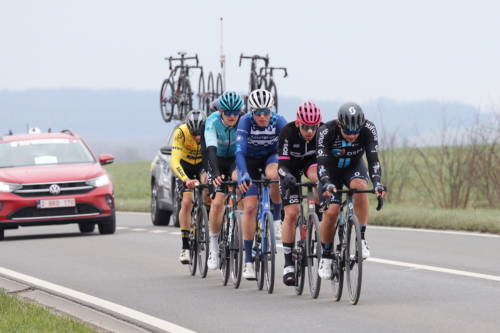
[238,173,252,193]
[185,178,199,190]
[374,182,387,198]
[322,182,336,197]
[210,171,224,187]
[283,174,297,190]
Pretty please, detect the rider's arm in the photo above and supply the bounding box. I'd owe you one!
[277,124,292,179]
[316,124,332,184]
[203,116,221,175]
[235,114,250,175]
[171,127,188,181]
[363,121,382,184]
[200,122,212,175]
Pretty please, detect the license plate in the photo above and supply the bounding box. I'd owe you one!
[37,198,76,209]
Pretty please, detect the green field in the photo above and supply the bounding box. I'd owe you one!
[105,154,500,235]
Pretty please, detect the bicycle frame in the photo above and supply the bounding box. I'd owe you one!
[253,177,278,260]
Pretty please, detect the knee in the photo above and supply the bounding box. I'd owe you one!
[244,203,257,216]
[284,207,299,224]
[323,205,340,223]
[211,199,224,212]
[351,178,367,190]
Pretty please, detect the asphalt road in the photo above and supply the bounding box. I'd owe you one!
[1,212,499,333]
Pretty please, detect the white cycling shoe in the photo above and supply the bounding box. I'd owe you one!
[243,262,256,280]
[179,249,190,265]
[318,258,333,280]
[274,220,282,240]
[361,240,371,259]
[208,250,219,270]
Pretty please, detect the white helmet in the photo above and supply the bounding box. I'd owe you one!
[248,89,274,109]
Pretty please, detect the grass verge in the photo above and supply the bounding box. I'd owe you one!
[0,290,99,333]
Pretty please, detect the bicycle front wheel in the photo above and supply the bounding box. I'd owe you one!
[160,79,174,122]
[219,209,230,286]
[255,217,264,291]
[188,218,197,276]
[294,216,306,296]
[230,210,243,288]
[198,72,205,111]
[197,205,209,278]
[332,222,344,301]
[207,72,214,102]
[306,213,322,299]
[179,80,192,121]
[346,215,363,305]
[216,73,224,97]
[263,211,276,294]
[267,80,278,113]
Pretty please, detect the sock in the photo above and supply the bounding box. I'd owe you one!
[283,241,294,267]
[244,240,254,263]
[321,242,332,258]
[181,228,190,250]
[360,225,366,240]
[315,203,323,221]
[210,232,219,251]
[273,202,282,221]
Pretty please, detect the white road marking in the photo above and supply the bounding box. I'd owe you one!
[368,258,500,281]
[150,230,168,233]
[130,228,147,231]
[0,267,196,333]
[117,212,150,216]
[369,226,500,238]
[116,227,129,230]
[170,232,181,235]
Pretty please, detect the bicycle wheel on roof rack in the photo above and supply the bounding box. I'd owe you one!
[178,80,192,121]
[160,78,175,122]
[216,73,224,97]
[207,72,215,104]
[267,79,278,113]
[198,72,205,111]
[245,73,258,113]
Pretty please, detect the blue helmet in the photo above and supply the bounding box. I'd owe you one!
[219,91,244,111]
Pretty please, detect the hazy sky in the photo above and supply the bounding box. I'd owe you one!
[1,1,499,106]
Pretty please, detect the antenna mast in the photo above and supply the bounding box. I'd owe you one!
[220,17,226,89]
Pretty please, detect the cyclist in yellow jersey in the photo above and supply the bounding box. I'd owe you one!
[171,110,208,264]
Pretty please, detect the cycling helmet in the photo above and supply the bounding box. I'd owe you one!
[185,109,206,134]
[219,91,244,111]
[296,101,322,125]
[248,89,274,109]
[209,99,219,115]
[337,102,365,132]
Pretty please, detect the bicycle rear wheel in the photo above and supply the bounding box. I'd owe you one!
[160,79,174,122]
[219,209,230,286]
[197,205,209,278]
[207,72,214,102]
[188,218,197,276]
[245,73,257,113]
[263,211,276,294]
[306,213,322,298]
[216,73,224,97]
[178,80,192,121]
[230,210,243,288]
[345,215,363,304]
[198,73,205,111]
[332,222,344,301]
[267,80,278,113]
[294,217,306,296]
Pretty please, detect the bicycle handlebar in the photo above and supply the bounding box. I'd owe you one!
[166,54,199,70]
[239,53,269,67]
[270,67,288,78]
[322,188,384,211]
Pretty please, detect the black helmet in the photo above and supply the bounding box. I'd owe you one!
[185,109,206,134]
[337,102,365,132]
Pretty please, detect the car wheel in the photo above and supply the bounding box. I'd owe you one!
[0,229,4,241]
[98,210,116,235]
[151,182,172,226]
[78,223,95,233]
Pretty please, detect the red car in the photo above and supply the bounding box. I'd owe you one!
[0,129,115,240]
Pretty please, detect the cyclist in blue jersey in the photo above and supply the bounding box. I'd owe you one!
[235,89,287,280]
[201,91,244,270]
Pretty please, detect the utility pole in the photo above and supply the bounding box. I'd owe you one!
[220,17,225,90]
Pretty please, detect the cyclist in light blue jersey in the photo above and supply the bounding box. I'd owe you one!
[235,89,287,280]
[201,91,244,270]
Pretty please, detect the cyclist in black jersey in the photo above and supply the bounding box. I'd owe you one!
[278,101,323,286]
[316,102,387,280]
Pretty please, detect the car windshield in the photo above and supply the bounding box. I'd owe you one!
[0,138,95,168]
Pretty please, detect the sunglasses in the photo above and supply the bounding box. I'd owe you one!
[190,131,201,137]
[299,123,320,131]
[341,127,361,135]
[223,110,240,117]
[252,109,271,116]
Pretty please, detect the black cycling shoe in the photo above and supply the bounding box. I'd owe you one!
[283,266,296,286]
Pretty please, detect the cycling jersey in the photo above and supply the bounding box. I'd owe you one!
[235,112,287,175]
[171,124,202,181]
[316,119,381,185]
[204,111,238,158]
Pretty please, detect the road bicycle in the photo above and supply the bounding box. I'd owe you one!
[327,188,383,305]
[285,182,322,298]
[239,54,269,112]
[258,67,287,113]
[160,52,202,122]
[187,182,210,278]
[249,174,279,294]
[217,180,243,288]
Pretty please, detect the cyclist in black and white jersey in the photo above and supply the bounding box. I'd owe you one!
[316,102,387,280]
[277,101,323,286]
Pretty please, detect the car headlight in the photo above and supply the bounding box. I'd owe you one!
[0,181,22,193]
[86,174,110,187]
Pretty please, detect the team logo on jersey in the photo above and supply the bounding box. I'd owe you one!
[236,135,243,141]
[332,149,345,157]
